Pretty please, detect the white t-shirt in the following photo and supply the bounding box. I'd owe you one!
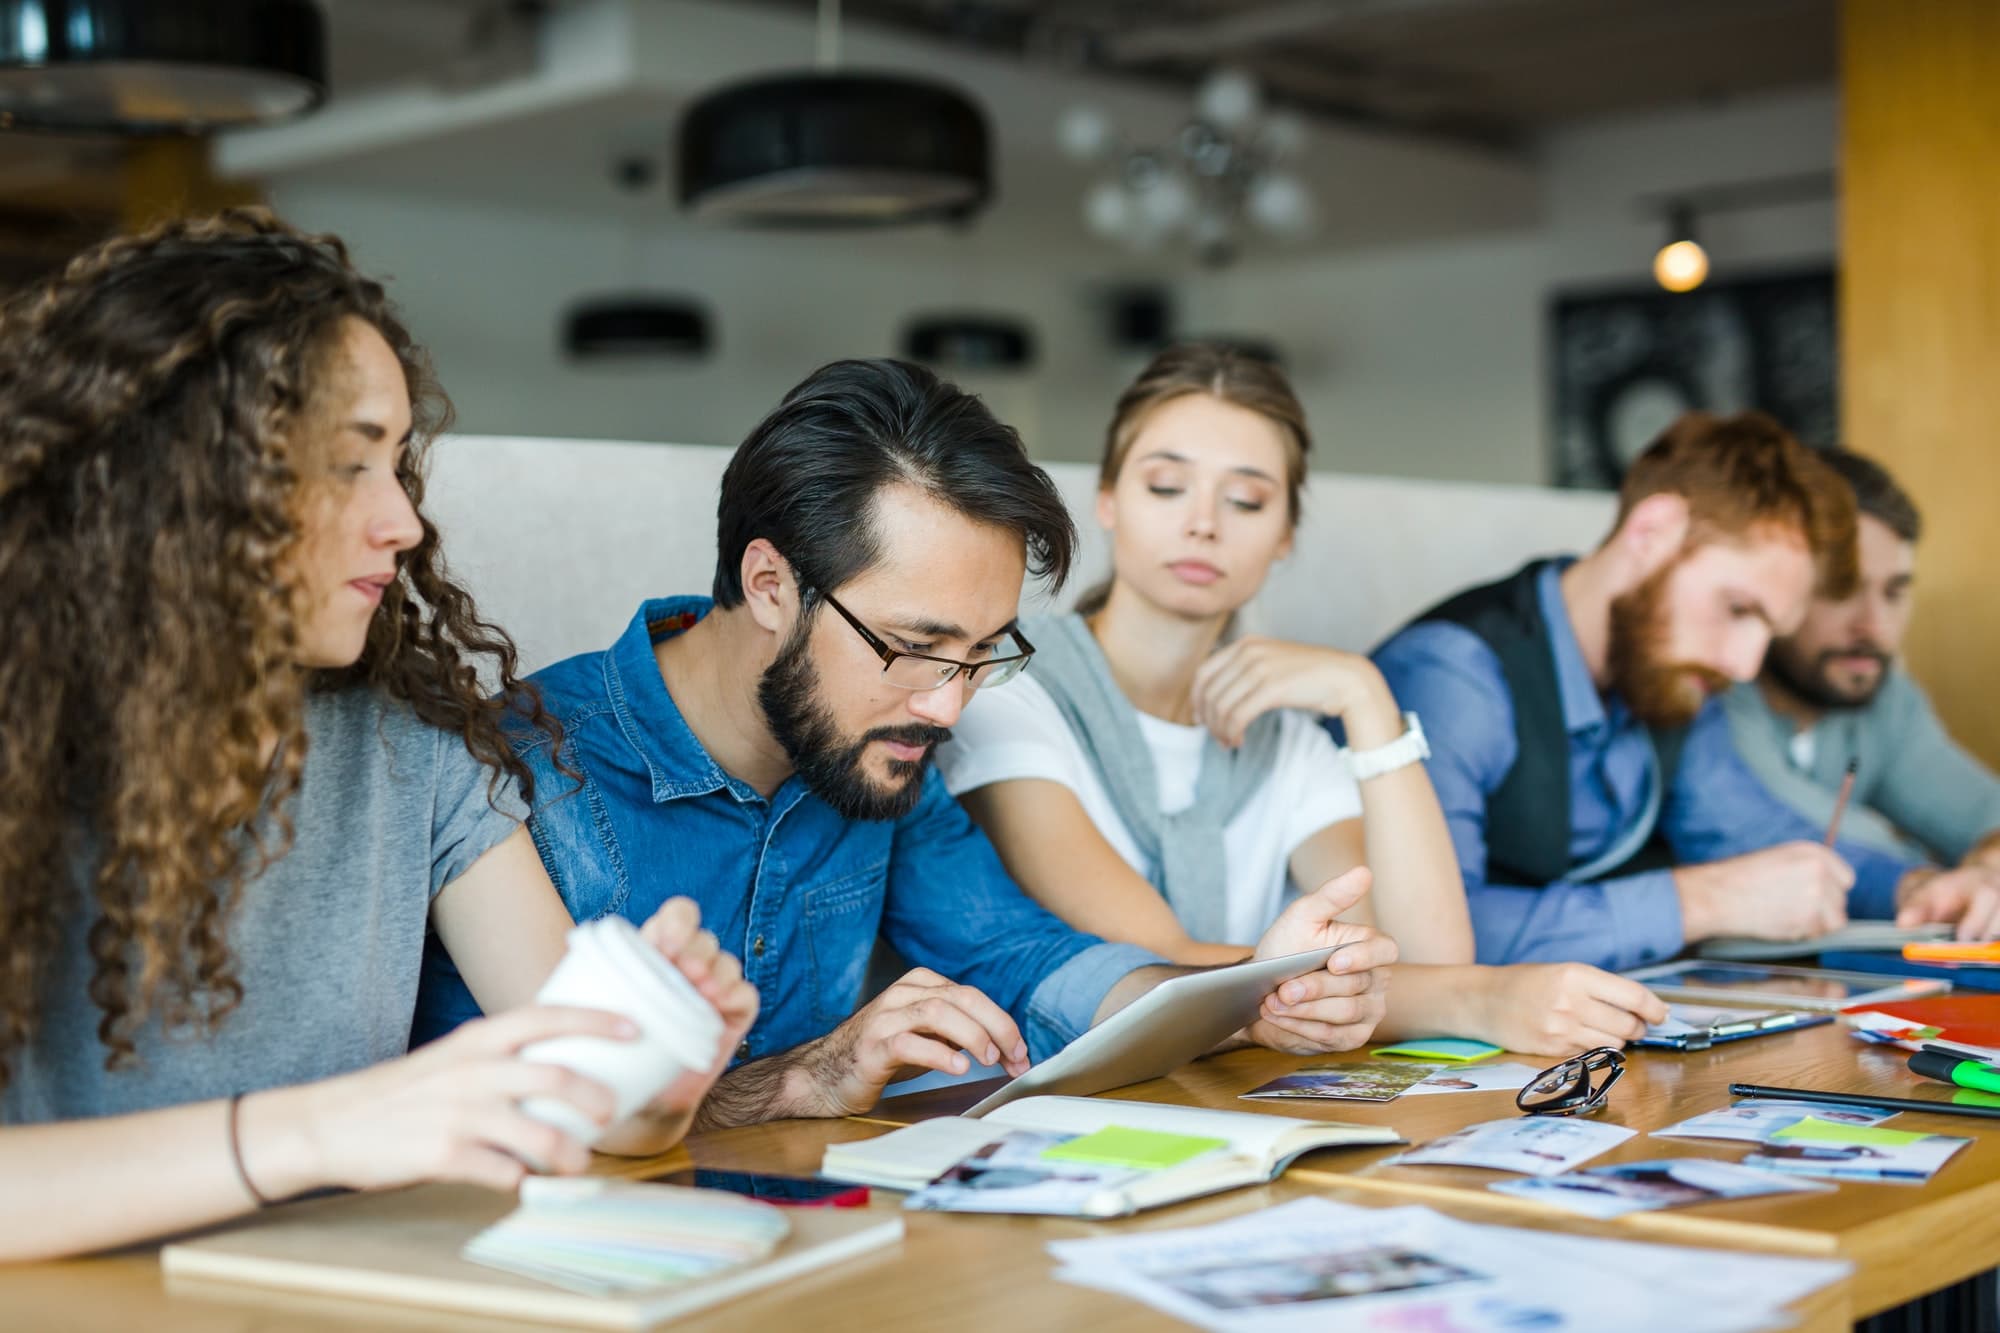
[934,674,1363,946]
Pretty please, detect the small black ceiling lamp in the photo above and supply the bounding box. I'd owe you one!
[903,315,1035,371]
[677,0,990,227]
[0,0,326,134]
[561,297,712,360]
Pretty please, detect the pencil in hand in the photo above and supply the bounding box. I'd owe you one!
[1823,758,1858,848]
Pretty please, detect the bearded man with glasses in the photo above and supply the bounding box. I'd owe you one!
[416,358,1397,1126]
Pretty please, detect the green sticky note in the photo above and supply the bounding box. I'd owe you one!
[1769,1116,1931,1147]
[1040,1126,1229,1171]
[1372,1037,1502,1064]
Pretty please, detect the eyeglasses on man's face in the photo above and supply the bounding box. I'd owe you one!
[1516,1047,1626,1117]
[817,589,1035,692]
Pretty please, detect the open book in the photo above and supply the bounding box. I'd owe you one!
[820,1095,1399,1218]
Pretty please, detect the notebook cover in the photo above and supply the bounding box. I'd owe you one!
[1842,992,2000,1047]
[1819,951,2000,993]
[162,1182,904,1329]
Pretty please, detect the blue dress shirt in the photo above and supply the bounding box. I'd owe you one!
[414,597,1161,1064]
[1371,561,1910,971]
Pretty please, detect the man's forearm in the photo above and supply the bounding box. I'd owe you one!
[689,1051,823,1131]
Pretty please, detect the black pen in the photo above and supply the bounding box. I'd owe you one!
[1729,1081,2000,1121]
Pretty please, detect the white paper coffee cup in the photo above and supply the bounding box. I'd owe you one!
[518,916,726,1149]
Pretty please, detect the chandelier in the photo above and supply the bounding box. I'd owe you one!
[1058,68,1315,267]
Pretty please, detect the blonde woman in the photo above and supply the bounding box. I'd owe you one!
[937,344,1666,1055]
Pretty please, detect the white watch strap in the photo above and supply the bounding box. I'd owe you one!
[1345,712,1429,781]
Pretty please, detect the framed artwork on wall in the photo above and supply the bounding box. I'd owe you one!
[1550,269,1836,489]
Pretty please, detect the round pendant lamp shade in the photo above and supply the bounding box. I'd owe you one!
[678,72,991,227]
[0,0,326,133]
[562,298,712,359]
[903,315,1034,371]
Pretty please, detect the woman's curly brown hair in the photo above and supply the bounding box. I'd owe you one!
[0,208,563,1088]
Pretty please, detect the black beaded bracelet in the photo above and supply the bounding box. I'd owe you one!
[226,1091,274,1208]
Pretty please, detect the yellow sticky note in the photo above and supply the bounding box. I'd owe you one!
[1769,1116,1929,1147]
[1040,1126,1228,1171]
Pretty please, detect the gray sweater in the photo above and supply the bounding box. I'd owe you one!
[1722,671,2000,866]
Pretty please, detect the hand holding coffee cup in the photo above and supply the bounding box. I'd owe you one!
[518,915,727,1150]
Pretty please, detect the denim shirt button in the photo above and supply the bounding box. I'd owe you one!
[753,935,766,957]
[736,1040,751,1061]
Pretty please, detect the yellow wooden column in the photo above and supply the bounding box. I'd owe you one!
[121,136,262,234]
[1842,0,2000,765]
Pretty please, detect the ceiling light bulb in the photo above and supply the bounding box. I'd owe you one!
[1653,239,1709,293]
[1248,173,1315,237]
[1137,171,1195,230]
[1195,67,1261,132]
[1057,105,1113,161]
[1084,180,1133,237]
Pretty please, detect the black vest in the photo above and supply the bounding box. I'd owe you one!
[1410,560,1687,888]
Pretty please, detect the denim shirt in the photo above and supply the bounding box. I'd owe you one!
[414,596,1160,1064]
[1371,560,1910,972]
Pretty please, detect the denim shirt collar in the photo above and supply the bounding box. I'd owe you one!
[1536,558,1616,739]
[601,595,761,805]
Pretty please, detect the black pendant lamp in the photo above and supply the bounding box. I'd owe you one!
[903,314,1034,371]
[562,297,712,360]
[677,0,989,227]
[0,1,326,134]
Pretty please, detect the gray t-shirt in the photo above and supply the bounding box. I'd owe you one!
[1723,671,2000,865]
[2,688,526,1124]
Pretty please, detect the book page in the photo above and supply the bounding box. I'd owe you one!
[994,1096,1374,1168]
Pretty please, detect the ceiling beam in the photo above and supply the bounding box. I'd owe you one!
[1100,0,1527,65]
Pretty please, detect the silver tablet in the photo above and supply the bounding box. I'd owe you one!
[964,944,1346,1118]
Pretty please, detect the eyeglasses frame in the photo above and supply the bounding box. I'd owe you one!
[1515,1046,1627,1118]
[815,588,1035,692]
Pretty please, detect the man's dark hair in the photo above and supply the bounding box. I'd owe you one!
[1820,446,1922,544]
[711,358,1077,608]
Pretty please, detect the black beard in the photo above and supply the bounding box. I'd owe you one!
[1765,640,1892,711]
[756,620,950,822]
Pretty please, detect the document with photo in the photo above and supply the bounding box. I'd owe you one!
[1387,1117,1635,1176]
[1402,1062,1543,1096]
[902,1130,1149,1215]
[1743,1117,1972,1184]
[1240,1059,1445,1102]
[1047,1197,1848,1333]
[1491,1158,1830,1219]
[1653,1098,1899,1145]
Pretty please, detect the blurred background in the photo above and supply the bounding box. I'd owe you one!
[0,0,1992,751]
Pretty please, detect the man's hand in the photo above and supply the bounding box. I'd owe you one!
[1897,865,2000,941]
[1472,964,1669,1057]
[1241,867,1399,1053]
[1673,842,1852,942]
[779,969,1031,1119]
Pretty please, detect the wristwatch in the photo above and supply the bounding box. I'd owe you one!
[1345,712,1430,781]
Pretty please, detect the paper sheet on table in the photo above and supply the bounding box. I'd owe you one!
[1046,1197,1848,1333]
[1401,1062,1541,1096]
[1387,1116,1634,1175]
[1491,1158,1829,1219]
[1653,1098,1900,1144]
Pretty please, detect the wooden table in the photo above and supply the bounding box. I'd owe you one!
[0,1029,1886,1332]
[876,1020,2000,1319]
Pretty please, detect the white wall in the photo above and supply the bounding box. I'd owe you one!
[268,87,1836,481]
[1184,88,1839,486]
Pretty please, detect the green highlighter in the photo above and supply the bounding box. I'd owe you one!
[1909,1047,2000,1094]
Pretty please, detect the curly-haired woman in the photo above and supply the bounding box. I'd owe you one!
[0,211,756,1260]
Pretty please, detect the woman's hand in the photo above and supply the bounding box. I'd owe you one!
[1470,964,1669,1057]
[252,1005,637,1198]
[1191,636,1403,749]
[634,896,760,1117]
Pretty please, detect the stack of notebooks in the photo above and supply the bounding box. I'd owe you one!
[162,1178,903,1328]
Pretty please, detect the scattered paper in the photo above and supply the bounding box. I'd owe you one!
[903,1130,1143,1215]
[1491,1158,1829,1219]
[1241,1059,1446,1102]
[1402,1062,1542,1096]
[1653,1098,1899,1144]
[1739,1115,1974,1184]
[1387,1117,1635,1176]
[1046,1197,1848,1333]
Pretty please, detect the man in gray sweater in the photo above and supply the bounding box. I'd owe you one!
[1724,447,2000,936]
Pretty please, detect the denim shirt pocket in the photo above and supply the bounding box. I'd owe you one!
[803,860,888,1029]
[527,743,632,923]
